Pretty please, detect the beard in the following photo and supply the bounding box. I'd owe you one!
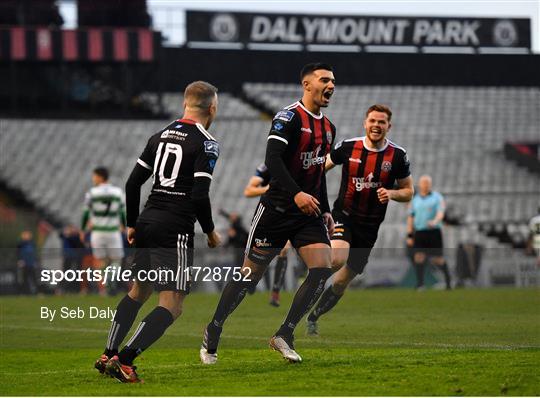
[368,130,386,143]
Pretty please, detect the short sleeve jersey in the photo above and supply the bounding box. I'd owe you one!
[331,136,410,226]
[409,191,445,231]
[135,119,219,229]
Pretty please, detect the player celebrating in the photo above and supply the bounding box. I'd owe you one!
[244,162,293,307]
[81,167,126,295]
[94,81,221,383]
[307,104,414,335]
[200,63,336,364]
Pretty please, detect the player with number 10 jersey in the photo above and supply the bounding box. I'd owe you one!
[135,118,219,232]
[95,81,221,383]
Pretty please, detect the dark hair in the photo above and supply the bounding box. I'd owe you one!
[300,62,333,81]
[184,80,218,109]
[365,104,392,122]
[93,167,109,181]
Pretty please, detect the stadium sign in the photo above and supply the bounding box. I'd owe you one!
[186,11,531,54]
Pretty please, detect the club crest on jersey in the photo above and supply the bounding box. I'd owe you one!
[204,141,219,157]
[352,173,382,191]
[382,160,392,172]
[274,110,294,122]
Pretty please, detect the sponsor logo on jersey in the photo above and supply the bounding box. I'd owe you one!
[352,173,382,191]
[300,145,326,169]
[204,141,219,157]
[382,160,392,172]
[301,127,312,134]
[349,157,362,163]
[161,129,188,139]
[274,110,294,122]
[254,238,272,248]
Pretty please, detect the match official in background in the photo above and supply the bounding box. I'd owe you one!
[407,175,451,290]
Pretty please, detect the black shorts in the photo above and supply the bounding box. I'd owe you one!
[413,229,443,257]
[131,221,194,293]
[331,210,379,274]
[246,201,331,265]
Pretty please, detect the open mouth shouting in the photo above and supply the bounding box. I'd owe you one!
[322,90,333,104]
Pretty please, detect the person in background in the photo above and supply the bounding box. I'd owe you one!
[59,225,85,293]
[407,175,451,290]
[81,167,126,295]
[244,163,299,307]
[17,230,38,294]
[219,209,261,291]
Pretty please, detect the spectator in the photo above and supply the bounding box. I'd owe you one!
[17,230,38,294]
[59,225,84,293]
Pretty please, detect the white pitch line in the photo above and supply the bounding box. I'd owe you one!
[2,324,539,350]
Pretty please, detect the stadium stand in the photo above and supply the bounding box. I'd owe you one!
[0,94,267,229]
[1,85,538,287]
[243,84,540,243]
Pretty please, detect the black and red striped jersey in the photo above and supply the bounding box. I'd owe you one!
[264,100,336,213]
[330,136,410,226]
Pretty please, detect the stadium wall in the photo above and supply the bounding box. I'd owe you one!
[158,49,540,91]
[2,47,539,115]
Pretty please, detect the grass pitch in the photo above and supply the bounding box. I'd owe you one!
[0,288,539,396]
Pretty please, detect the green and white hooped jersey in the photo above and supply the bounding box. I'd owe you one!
[81,183,126,232]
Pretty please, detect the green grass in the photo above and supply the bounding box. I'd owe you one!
[1,288,539,396]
